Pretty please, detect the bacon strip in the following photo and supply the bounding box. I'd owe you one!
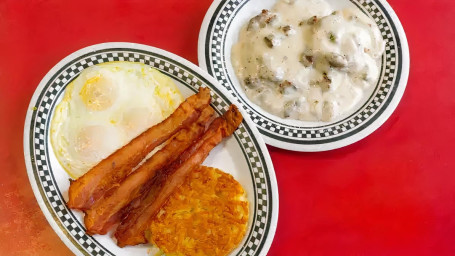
[83,106,216,234]
[114,105,243,247]
[67,87,211,210]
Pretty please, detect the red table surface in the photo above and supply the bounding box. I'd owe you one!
[1,0,454,255]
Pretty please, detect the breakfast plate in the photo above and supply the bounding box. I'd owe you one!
[198,0,410,151]
[23,42,278,256]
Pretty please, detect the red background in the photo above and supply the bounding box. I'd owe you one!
[1,0,454,255]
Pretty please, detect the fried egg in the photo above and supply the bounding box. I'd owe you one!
[148,166,249,256]
[50,62,183,179]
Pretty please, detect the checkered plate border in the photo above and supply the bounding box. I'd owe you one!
[200,0,408,150]
[24,45,277,256]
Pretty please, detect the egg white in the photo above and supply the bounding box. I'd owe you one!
[50,62,183,179]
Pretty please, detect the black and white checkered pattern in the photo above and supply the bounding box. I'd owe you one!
[28,49,272,256]
[235,126,270,256]
[207,0,400,143]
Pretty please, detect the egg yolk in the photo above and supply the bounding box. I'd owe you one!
[79,75,118,111]
[74,125,121,163]
[121,107,158,138]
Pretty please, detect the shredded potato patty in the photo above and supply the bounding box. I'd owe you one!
[148,166,249,256]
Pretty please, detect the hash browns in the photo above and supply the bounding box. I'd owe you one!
[147,166,249,256]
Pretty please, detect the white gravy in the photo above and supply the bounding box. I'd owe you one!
[231,0,385,122]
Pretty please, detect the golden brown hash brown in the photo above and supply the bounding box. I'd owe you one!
[147,166,249,256]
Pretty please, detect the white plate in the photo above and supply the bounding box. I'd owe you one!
[23,42,278,256]
[198,0,410,151]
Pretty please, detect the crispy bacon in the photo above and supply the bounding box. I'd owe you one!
[67,87,211,210]
[83,106,216,234]
[114,105,243,247]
